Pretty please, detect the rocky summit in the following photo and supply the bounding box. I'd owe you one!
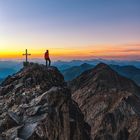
[70,63,140,140]
[0,63,90,140]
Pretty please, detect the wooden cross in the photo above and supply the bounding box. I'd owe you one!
[23,49,31,63]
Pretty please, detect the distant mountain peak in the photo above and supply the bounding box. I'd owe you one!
[70,63,140,96]
[80,63,92,68]
[94,62,110,69]
[70,63,140,140]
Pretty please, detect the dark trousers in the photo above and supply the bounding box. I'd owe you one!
[45,58,51,67]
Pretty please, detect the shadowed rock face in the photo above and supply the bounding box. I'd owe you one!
[0,63,90,140]
[70,63,140,140]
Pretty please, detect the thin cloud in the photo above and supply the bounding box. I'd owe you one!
[119,49,140,53]
[124,43,140,47]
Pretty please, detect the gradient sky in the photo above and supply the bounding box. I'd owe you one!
[0,0,140,60]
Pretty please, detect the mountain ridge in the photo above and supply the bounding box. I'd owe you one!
[70,63,140,140]
[62,63,94,81]
[0,63,90,140]
[62,63,140,85]
[70,63,140,96]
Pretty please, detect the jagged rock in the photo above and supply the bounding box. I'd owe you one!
[26,105,41,116]
[7,111,21,125]
[14,83,24,91]
[70,63,140,140]
[0,112,20,131]
[0,63,90,140]
[0,84,14,96]
[19,123,38,140]
[2,126,22,140]
[15,138,24,140]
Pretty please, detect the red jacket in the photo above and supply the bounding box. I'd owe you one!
[44,52,49,59]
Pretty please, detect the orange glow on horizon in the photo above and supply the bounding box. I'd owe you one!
[0,43,140,60]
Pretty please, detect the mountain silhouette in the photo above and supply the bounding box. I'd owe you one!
[0,63,90,140]
[62,63,94,81]
[111,65,140,86]
[0,68,17,82]
[70,63,140,140]
[62,63,140,85]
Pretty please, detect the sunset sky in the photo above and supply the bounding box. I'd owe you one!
[0,0,140,60]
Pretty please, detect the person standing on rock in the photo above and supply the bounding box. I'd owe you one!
[44,50,51,67]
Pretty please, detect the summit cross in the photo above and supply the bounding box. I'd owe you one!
[23,49,31,63]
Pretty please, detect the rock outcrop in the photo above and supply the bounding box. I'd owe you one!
[70,63,140,140]
[0,63,90,140]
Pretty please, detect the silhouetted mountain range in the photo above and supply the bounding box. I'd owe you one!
[0,68,16,78]
[0,60,140,84]
[62,63,94,81]
[0,61,23,83]
[111,65,140,86]
[62,63,140,85]
[53,59,140,70]
[0,61,22,69]
[70,63,140,140]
